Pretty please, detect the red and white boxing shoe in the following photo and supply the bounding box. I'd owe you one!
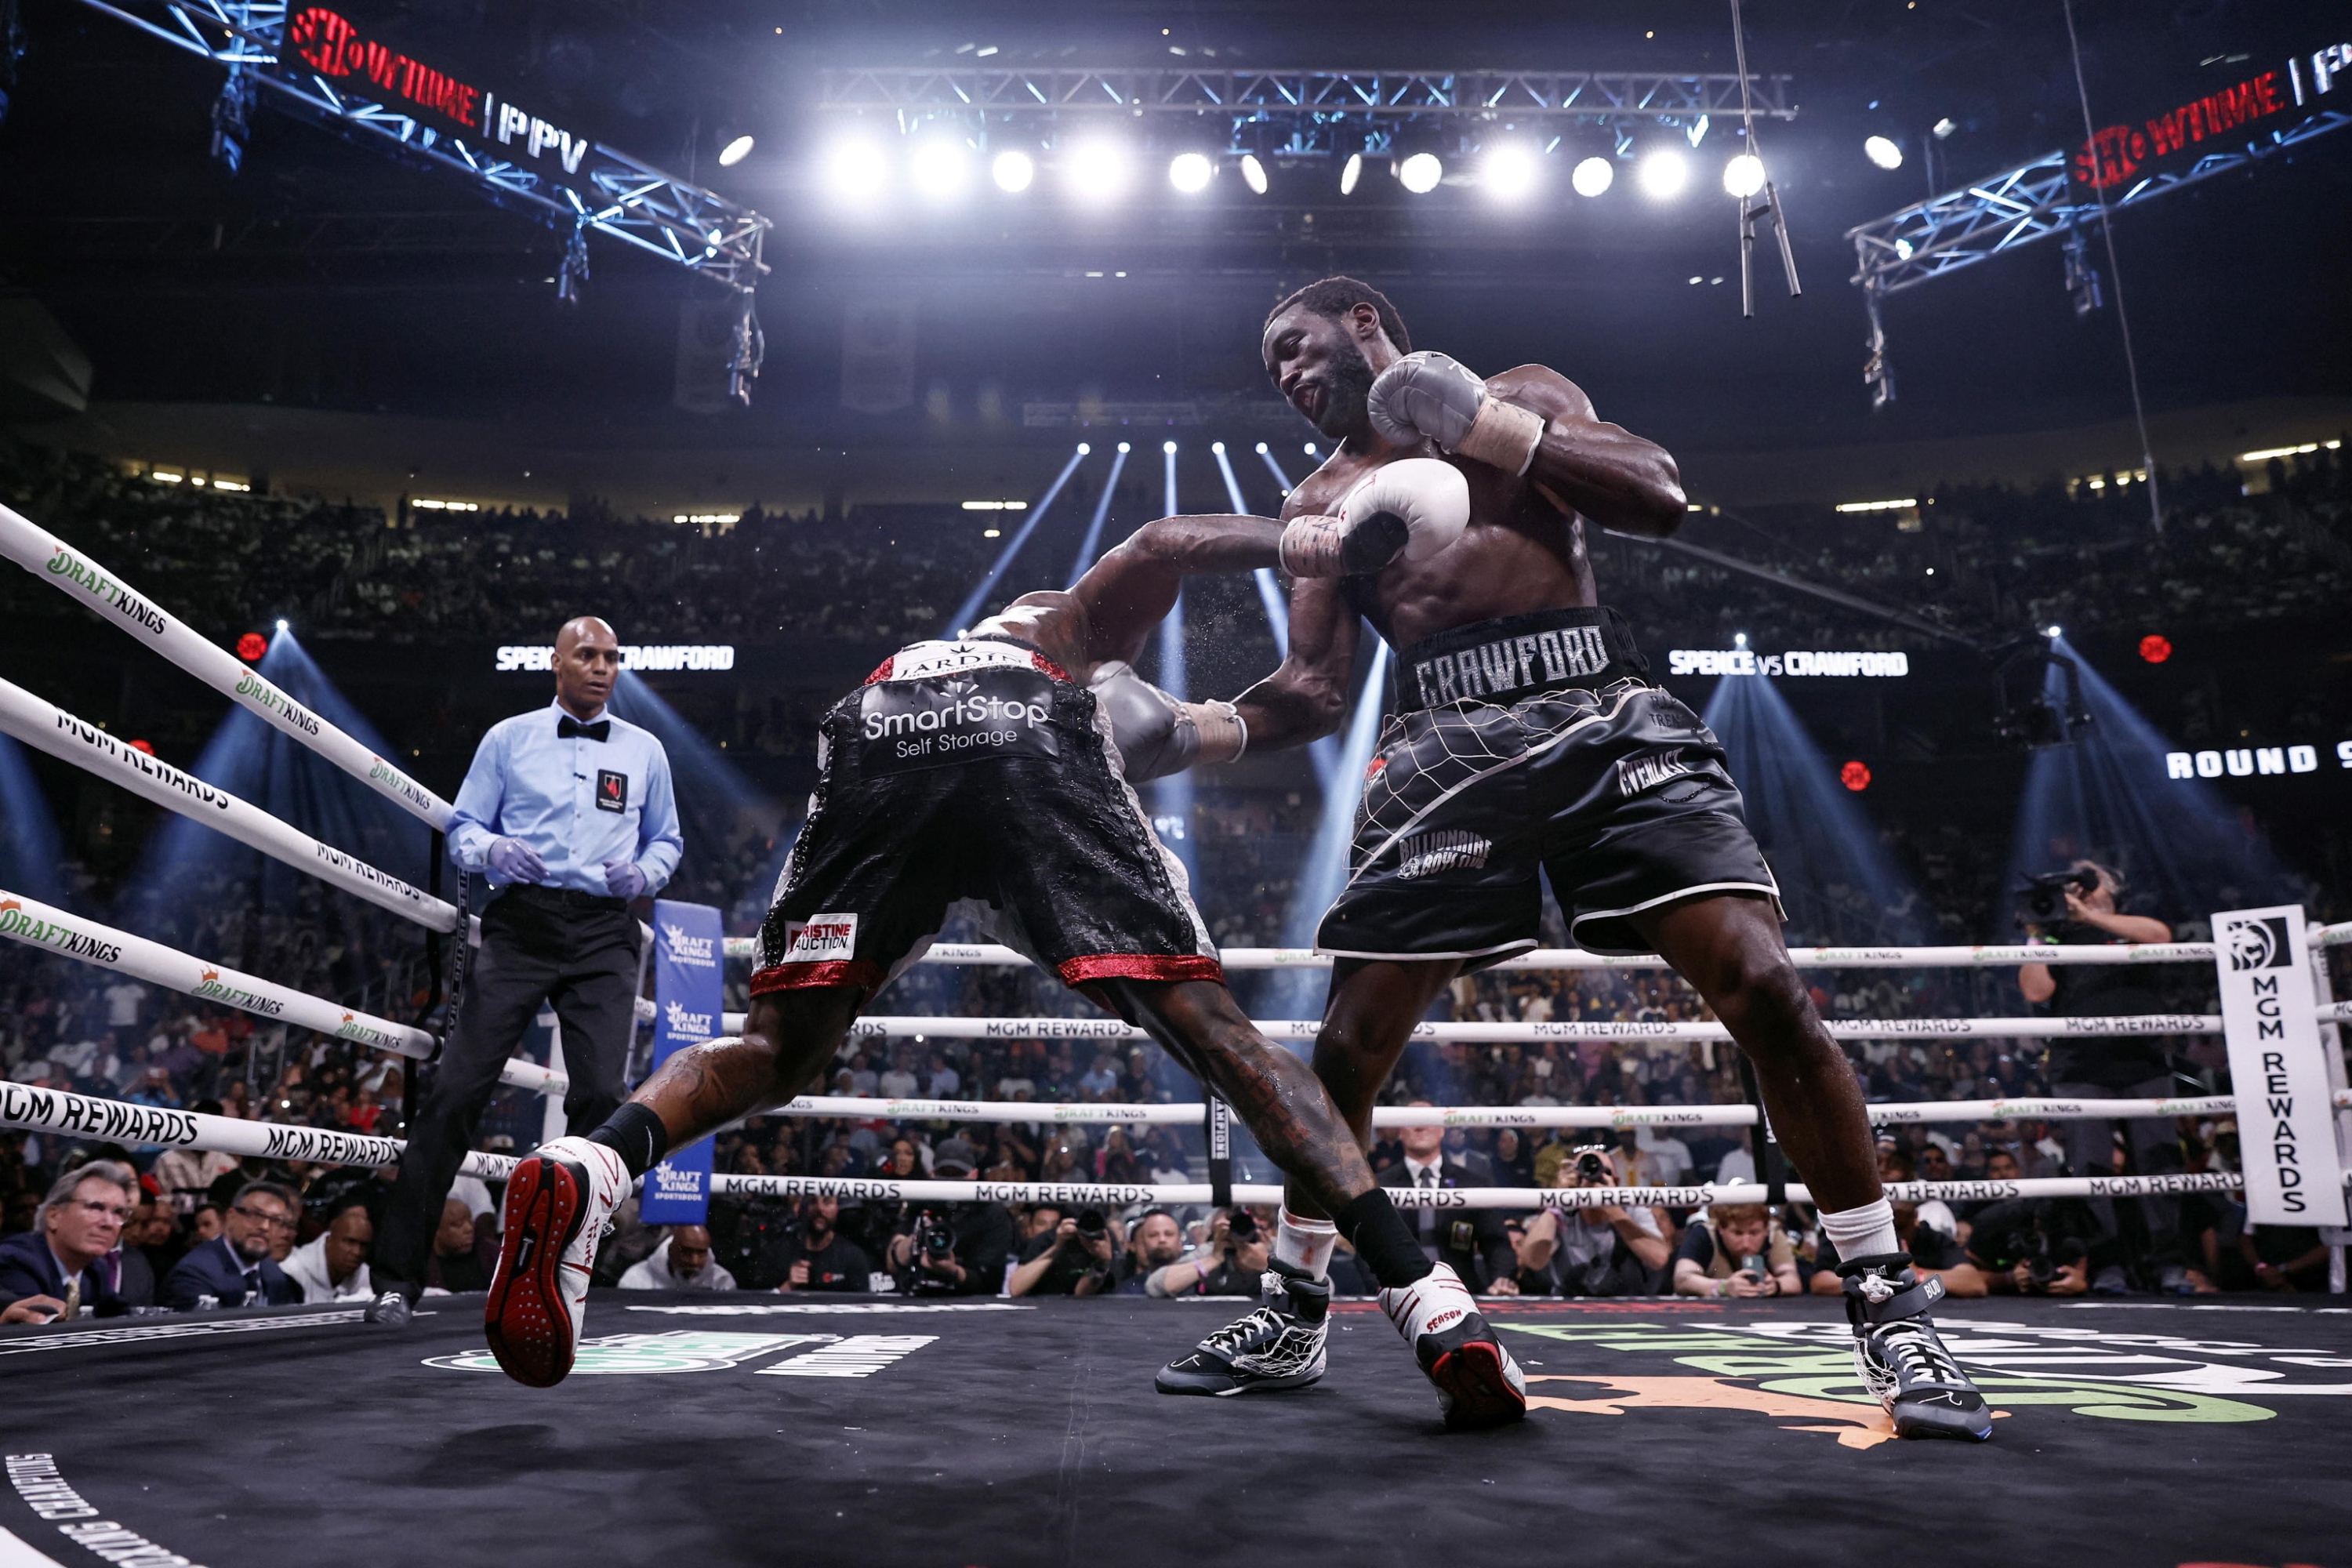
[484,1134,629,1388]
[1378,1261,1527,1428]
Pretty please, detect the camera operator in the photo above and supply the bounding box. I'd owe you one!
[1504,1145,1670,1298]
[1008,1207,1117,1297]
[2017,859,2186,1290]
[1146,1207,1269,1298]
[1672,1202,1802,1299]
[1959,1197,2095,1296]
[884,1142,1013,1297]
[1112,1209,1189,1294]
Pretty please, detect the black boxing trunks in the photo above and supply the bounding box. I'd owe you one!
[1317,606,1782,962]
[753,635,1219,998]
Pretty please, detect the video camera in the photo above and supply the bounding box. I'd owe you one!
[2016,867,2099,926]
[911,1205,957,1270]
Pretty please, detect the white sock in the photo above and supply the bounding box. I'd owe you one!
[1274,1208,1338,1280]
[1820,1198,1900,1265]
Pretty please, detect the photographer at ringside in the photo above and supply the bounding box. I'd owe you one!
[1008,1207,1117,1297]
[2016,859,2187,1291]
[1961,1197,2096,1296]
[1147,1207,1271,1298]
[884,1140,1013,1297]
[1504,1145,1671,1298]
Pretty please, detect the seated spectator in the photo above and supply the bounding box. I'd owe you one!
[1147,1207,1269,1298]
[0,1162,140,1319]
[1671,1203,1802,1299]
[775,1198,873,1292]
[1506,1147,1670,1298]
[424,1198,495,1294]
[2242,1224,2330,1293]
[1112,1209,1186,1295]
[620,1226,737,1290]
[283,1203,374,1304]
[1009,1209,1116,1297]
[162,1179,302,1309]
[1878,1145,1959,1240]
[1914,1196,2067,1297]
[885,1142,1012,1296]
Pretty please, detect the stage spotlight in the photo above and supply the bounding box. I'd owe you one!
[822,136,890,201]
[1254,441,1269,454]
[910,136,971,201]
[1210,441,1225,454]
[1397,151,1443,194]
[1637,149,1686,198]
[1722,153,1766,198]
[1168,151,1214,194]
[1571,155,1614,197]
[1240,154,1269,194]
[275,618,289,632]
[717,133,755,168]
[1864,135,1904,170]
[1117,441,1131,453]
[991,149,1036,193]
[1062,137,1135,202]
[1339,152,1363,195]
[1163,440,1177,454]
[1481,143,1540,201]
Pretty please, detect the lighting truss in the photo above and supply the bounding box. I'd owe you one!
[1846,107,2350,298]
[818,65,1793,156]
[73,0,769,291]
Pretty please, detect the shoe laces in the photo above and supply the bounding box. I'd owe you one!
[1201,1307,1285,1358]
[1875,1319,1965,1387]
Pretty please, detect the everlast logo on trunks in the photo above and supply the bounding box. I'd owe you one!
[597,768,628,813]
[1414,623,1611,708]
[1616,749,1691,796]
[858,668,1058,775]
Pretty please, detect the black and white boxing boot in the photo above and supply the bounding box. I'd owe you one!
[1379,1261,1526,1429]
[1155,1258,1330,1398]
[1839,1252,1994,1442]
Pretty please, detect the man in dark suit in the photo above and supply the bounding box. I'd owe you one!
[161,1179,303,1310]
[1379,1103,1517,1292]
[0,1161,140,1319]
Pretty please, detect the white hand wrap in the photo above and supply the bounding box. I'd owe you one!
[1179,699,1247,766]
[1454,398,1546,476]
[1277,514,1352,578]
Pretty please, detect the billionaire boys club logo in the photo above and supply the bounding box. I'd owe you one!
[2224,915,2293,971]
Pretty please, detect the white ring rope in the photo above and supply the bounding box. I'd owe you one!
[0,503,452,830]
[0,886,561,1098]
[0,676,462,933]
[686,1008,2236,1041]
[0,1083,515,1182]
[720,931,2352,967]
[719,1087,2350,1130]
[2,1083,2321,1214]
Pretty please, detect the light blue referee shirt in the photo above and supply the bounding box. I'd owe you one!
[448,697,684,895]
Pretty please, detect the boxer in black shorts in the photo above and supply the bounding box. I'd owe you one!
[1158,276,1991,1442]
[485,507,1530,1428]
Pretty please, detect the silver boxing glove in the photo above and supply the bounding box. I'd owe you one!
[1089,661,1247,781]
[1367,350,1546,475]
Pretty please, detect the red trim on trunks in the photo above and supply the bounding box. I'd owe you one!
[1029,651,1073,684]
[750,960,884,996]
[861,656,895,686]
[1055,953,1224,986]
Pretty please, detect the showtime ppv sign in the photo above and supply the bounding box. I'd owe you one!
[2073,39,2350,192]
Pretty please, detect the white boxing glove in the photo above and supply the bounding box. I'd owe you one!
[1278,457,1470,577]
[1367,350,1546,475]
[1089,661,1247,781]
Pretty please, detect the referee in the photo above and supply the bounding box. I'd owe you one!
[372,615,681,1318]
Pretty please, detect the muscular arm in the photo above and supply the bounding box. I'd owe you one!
[1490,366,1686,539]
[1231,574,1361,750]
[1069,514,1283,667]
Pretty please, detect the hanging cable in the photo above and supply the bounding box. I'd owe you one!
[2061,0,2164,535]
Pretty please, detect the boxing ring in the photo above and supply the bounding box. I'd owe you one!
[5,503,2352,1566]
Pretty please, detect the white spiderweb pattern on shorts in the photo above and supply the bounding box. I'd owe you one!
[1348,678,1653,889]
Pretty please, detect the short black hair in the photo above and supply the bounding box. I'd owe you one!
[1266,276,1411,355]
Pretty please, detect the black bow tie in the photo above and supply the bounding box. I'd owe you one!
[557,715,610,742]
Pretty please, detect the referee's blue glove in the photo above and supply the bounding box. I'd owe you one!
[603,860,648,901]
[487,837,546,884]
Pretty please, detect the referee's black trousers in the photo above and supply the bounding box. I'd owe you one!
[377,885,643,1295]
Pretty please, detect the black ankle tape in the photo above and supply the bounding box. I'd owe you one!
[1334,1188,1432,1290]
[586,1102,670,1180]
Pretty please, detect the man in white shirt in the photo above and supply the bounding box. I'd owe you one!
[103,981,147,1031]
[876,1051,920,1100]
[283,1204,375,1303]
[618,1226,735,1291]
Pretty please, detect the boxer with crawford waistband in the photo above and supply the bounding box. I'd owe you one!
[1158,275,1992,1442]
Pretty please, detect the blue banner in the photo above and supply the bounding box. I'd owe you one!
[637,898,723,1225]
